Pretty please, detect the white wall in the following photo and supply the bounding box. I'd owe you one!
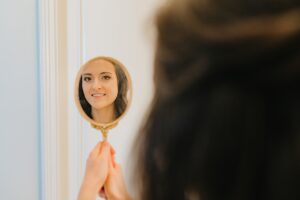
[0,0,40,199]
[0,0,166,199]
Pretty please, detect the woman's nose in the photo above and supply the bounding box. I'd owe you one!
[92,79,102,89]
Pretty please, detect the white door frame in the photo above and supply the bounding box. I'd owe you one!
[39,0,85,199]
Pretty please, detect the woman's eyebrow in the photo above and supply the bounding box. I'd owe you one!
[82,73,92,76]
[100,72,112,75]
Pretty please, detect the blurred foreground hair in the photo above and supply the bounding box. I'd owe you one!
[134,1,300,200]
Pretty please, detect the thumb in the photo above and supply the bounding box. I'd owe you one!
[99,142,110,157]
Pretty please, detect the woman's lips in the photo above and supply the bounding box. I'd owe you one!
[91,93,106,97]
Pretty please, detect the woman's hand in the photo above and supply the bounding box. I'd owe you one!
[77,141,113,200]
[104,154,132,200]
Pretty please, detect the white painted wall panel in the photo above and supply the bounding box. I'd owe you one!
[0,0,40,199]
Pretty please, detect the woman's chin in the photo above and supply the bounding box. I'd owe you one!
[90,103,107,110]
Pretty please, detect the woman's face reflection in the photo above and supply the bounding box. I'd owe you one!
[81,59,118,123]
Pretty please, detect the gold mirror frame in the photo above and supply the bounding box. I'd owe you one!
[74,56,133,140]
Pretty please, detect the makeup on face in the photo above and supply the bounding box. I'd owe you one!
[81,60,118,111]
[74,56,132,139]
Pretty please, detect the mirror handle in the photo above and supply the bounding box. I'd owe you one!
[91,124,116,141]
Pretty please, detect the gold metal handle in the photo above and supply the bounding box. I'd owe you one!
[101,128,108,141]
[91,123,112,141]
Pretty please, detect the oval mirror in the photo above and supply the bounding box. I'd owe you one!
[74,56,132,140]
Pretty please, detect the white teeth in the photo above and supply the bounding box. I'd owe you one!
[92,93,105,97]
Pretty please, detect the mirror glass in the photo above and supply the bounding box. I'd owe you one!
[74,56,132,138]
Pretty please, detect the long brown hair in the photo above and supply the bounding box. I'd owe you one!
[134,1,300,200]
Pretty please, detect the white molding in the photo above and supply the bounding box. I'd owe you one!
[66,0,86,199]
[39,0,71,199]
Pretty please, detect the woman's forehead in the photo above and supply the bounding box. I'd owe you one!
[82,59,116,74]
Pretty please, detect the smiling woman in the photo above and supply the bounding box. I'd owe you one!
[81,59,119,123]
[78,57,129,124]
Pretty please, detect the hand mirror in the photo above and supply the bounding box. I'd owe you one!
[74,56,132,141]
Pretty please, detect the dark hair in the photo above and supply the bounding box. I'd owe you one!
[135,1,300,200]
[79,59,128,121]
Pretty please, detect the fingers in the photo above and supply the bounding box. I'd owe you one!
[99,142,110,154]
[104,161,131,200]
[87,141,117,174]
[109,144,116,155]
[98,187,107,199]
[110,147,117,168]
[108,160,120,179]
[107,150,114,176]
[88,141,102,158]
[112,163,122,176]
[89,141,113,159]
[97,142,111,167]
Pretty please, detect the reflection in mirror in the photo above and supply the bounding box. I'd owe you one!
[74,56,132,140]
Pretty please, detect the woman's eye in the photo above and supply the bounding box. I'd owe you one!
[83,77,92,82]
[102,75,111,80]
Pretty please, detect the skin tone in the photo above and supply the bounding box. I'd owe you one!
[77,142,132,200]
[79,60,131,199]
[82,59,118,123]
